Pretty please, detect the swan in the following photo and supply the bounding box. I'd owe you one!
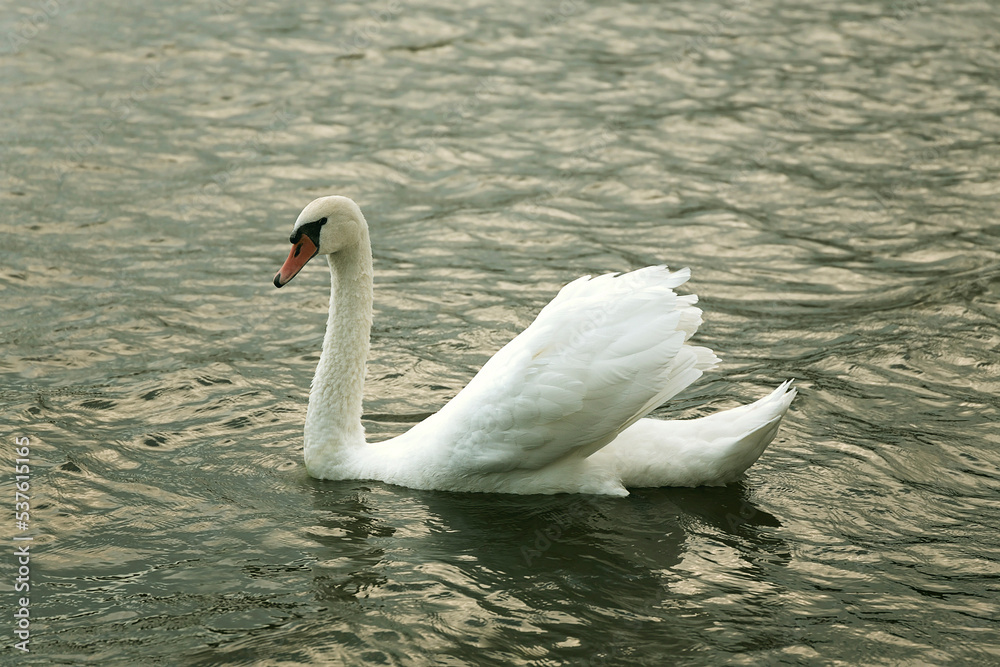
[273,196,795,496]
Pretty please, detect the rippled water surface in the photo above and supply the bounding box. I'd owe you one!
[3,0,1000,664]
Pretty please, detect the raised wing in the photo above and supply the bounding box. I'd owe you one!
[404,266,718,474]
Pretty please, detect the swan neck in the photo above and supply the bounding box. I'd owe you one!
[303,229,373,478]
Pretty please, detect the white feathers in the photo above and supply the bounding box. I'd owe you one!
[288,196,795,495]
[596,381,798,488]
[349,267,791,494]
[395,267,708,470]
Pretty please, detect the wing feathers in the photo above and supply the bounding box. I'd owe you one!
[421,266,717,473]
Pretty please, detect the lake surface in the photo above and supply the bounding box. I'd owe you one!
[2,0,999,664]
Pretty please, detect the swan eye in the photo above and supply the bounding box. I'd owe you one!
[289,217,328,244]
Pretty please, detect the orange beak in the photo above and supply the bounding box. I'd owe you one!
[273,236,319,288]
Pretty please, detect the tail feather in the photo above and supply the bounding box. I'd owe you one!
[595,382,796,487]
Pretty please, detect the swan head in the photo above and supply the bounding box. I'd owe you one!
[273,196,366,288]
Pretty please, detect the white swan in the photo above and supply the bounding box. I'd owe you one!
[273,196,795,496]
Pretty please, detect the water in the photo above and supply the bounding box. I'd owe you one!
[2,0,999,663]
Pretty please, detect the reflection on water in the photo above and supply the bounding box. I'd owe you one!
[2,0,999,663]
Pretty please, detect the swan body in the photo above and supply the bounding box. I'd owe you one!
[274,196,795,496]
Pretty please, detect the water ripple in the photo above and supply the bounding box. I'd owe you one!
[2,0,999,664]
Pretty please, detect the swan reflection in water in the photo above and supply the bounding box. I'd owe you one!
[300,478,788,661]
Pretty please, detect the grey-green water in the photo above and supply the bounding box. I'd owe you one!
[2,0,999,664]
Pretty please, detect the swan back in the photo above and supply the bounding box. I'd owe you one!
[380,266,718,490]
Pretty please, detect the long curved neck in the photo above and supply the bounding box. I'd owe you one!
[303,229,373,479]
